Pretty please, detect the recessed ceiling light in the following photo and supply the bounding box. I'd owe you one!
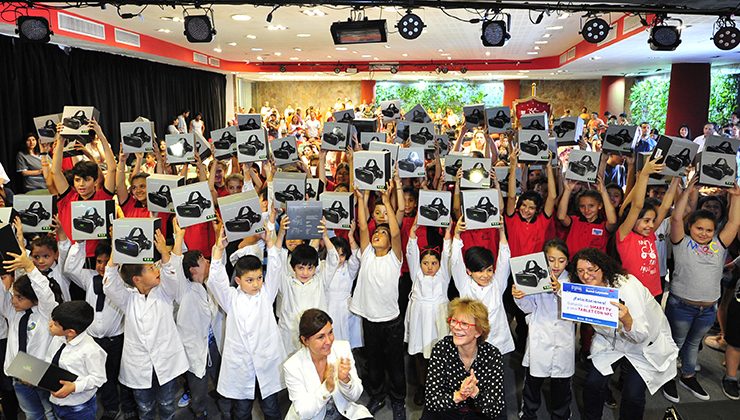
[246,34,257,39]
[542,33,552,38]
[251,48,263,52]
[402,53,408,57]
[384,7,399,12]
[296,33,311,38]
[213,47,222,53]
[157,28,171,33]
[527,51,539,55]
[326,55,332,58]
[534,46,541,50]
[535,40,549,44]
[546,26,563,30]
[519,70,530,73]
[335,47,347,51]
[293,47,302,52]
[231,14,252,21]
[256,56,264,61]
[266,25,287,31]
[485,51,491,56]
[361,54,371,58]
[352,50,358,54]
[373,57,379,60]
[558,13,570,20]
[440,53,450,56]
[227,42,237,46]
[302,9,325,17]
[437,49,444,52]
[384,45,391,49]
[274,52,282,56]
[290,57,299,60]
[160,16,182,22]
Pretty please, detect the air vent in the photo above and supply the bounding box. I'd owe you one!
[193,52,208,64]
[559,52,568,65]
[114,28,140,47]
[57,13,105,40]
[566,47,576,61]
[622,15,643,34]
[209,57,220,67]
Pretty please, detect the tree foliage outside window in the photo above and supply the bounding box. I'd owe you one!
[375,81,504,114]
[709,73,740,126]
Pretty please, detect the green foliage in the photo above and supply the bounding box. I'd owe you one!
[375,81,503,114]
[709,73,740,125]
[629,77,669,132]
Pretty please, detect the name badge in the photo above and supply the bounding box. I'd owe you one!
[592,228,603,236]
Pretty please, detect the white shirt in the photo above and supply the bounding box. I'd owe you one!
[103,266,189,389]
[46,332,107,406]
[693,135,707,152]
[61,241,124,338]
[450,239,515,355]
[655,218,671,278]
[206,249,287,399]
[349,244,403,322]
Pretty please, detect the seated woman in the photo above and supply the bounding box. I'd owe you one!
[283,309,371,420]
[572,248,678,420]
[423,298,504,419]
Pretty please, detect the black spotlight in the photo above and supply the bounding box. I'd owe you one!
[481,15,511,47]
[184,14,216,43]
[713,16,740,51]
[334,66,341,74]
[460,67,468,74]
[397,10,425,40]
[580,16,611,43]
[279,65,287,73]
[16,16,52,43]
[390,65,399,74]
[649,22,682,51]
[441,66,449,74]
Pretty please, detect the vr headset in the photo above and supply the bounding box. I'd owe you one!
[175,191,212,218]
[338,112,353,123]
[488,110,510,129]
[238,134,264,156]
[515,260,548,287]
[38,119,57,138]
[520,134,548,156]
[702,157,734,180]
[605,129,632,148]
[398,152,423,173]
[115,227,152,257]
[707,140,735,155]
[273,140,296,160]
[167,137,193,158]
[410,127,433,145]
[148,184,173,209]
[62,110,89,130]
[420,197,449,221]
[462,162,489,183]
[553,120,576,138]
[382,103,399,118]
[239,118,260,131]
[445,159,463,177]
[411,109,427,123]
[275,184,304,203]
[354,159,385,185]
[225,205,262,232]
[664,148,691,172]
[397,124,410,141]
[568,155,597,176]
[323,128,346,146]
[19,201,51,227]
[465,196,498,223]
[73,207,105,234]
[123,126,151,149]
[323,200,349,224]
[213,131,237,153]
[521,118,545,131]
[499,176,521,193]
[466,108,483,125]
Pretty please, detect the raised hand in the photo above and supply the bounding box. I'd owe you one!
[337,357,351,384]
[511,285,526,299]
[324,362,336,393]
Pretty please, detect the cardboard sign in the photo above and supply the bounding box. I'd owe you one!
[397,147,426,178]
[486,106,512,134]
[273,172,307,209]
[519,112,548,131]
[70,200,114,240]
[270,136,299,166]
[165,133,195,164]
[494,167,522,198]
[405,104,432,123]
[368,141,399,166]
[220,190,265,241]
[380,100,401,122]
[211,126,238,159]
[417,190,452,228]
[171,182,217,228]
[13,195,57,233]
[552,116,584,146]
[462,189,501,229]
[561,282,620,328]
[518,129,550,162]
[354,150,391,191]
[321,192,354,230]
[120,122,155,153]
[511,252,552,295]
[60,106,100,137]
[360,132,385,150]
[698,151,737,188]
[463,104,486,129]
[146,174,185,213]
[321,122,350,151]
[460,157,492,189]
[333,109,355,123]
[33,113,62,144]
[236,114,262,131]
[112,218,162,264]
[286,201,323,240]
[566,150,601,183]
[650,135,699,177]
[602,125,640,155]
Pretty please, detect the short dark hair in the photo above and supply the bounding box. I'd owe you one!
[30,235,58,254]
[182,250,203,281]
[687,209,717,230]
[290,244,319,269]
[130,173,149,184]
[569,248,627,287]
[119,264,145,287]
[12,275,38,304]
[576,189,603,206]
[543,238,569,260]
[329,236,351,259]
[72,161,99,181]
[95,241,112,259]
[464,247,494,273]
[234,255,262,278]
[516,190,544,213]
[52,301,94,333]
[299,308,333,342]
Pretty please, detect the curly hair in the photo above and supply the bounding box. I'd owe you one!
[568,248,627,287]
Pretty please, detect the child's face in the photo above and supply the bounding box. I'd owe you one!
[336,248,347,266]
[373,204,388,224]
[215,166,225,184]
[131,178,147,202]
[578,196,602,222]
[546,248,568,278]
[48,320,66,337]
[518,199,538,221]
[74,175,96,198]
[421,254,441,276]
[11,290,34,312]
[31,245,58,272]
[189,256,211,283]
[403,192,417,216]
[286,240,303,252]
[293,264,317,283]
[95,254,110,276]
[226,179,243,195]
[688,218,715,245]
[633,209,657,237]
[607,187,622,208]
[467,265,494,287]
[236,269,263,295]
[135,264,161,290]
[371,226,391,251]
[648,187,667,202]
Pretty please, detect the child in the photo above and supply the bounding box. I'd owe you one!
[405,219,452,406]
[103,230,189,420]
[325,225,363,349]
[207,226,285,420]
[512,239,575,420]
[46,301,107,420]
[28,232,69,303]
[558,177,618,254]
[224,173,245,195]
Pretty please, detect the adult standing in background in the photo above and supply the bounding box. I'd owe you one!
[16,133,47,192]
[177,110,190,133]
[189,112,206,137]
[693,123,717,152]
[167,116,180,135]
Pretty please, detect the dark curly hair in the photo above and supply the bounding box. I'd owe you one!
[568,248,627,287]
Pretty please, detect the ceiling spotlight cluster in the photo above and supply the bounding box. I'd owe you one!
[648,14,683,51]
[397,10,425,40]
[481,14,512,47]
[712,16,740,50]
[16,16,52,43]
[580,14,611,43]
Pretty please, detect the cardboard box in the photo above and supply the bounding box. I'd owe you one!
[219,190,265,242]
[511,252,552,295]
[236,129,268,162]
[236,114,262,131]
[193,131,212,161]
[333,109,355,123]
[485,106,512,134]
[165,133,195,164]
[650,135,699,177]
[62,139,85,158]
[270,136,299,166]
[698,151,737,188]
[211,126,238,160]
[286,201,323,240]
[321,122,350,151]
[171,182,216,228]
[13,195,57,233]
[33,113,62,144]
[566,150,601,183]
[406,104,432,123]
[360,132,385,150]
[320,192,354,230]
[0,208,18,226]
[0,223,22,274]
[602,125,640,155]
[354,150,391,191]
[518,129,550,162]
[552,116,584,146]
[380,99,401,122]
[305,178,323,201]
[463,104,486,129]
[273,172,306,209]
[71,200,114,240]
[462,189,501,229]
[120,121,155,153]
[368,141,400,166]
[395,121,410,144]
[408,122,435,149]
[519,112,549,131]
[443,153,466,182]
[436,134,452,157]
[704,135,740,156]
[417,190,452,228]
[460,157,492,189]
[636,152,670,186]
[60,106,100,137]
[494,167,522,198]
[397,147,426,178]
[146,174,185,213]
[350,118,378,137]
[112,218,162,264]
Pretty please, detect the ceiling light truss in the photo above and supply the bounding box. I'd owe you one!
[712,15,740,50]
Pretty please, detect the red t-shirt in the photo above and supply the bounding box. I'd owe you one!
[57,186,114,257]
[566,217,609,255]
[460,227,500,265]
[184,222,216,258]
[504,212,553,258]
[215,185,229,197]
[120,196,171,238]
[617,231,661,296]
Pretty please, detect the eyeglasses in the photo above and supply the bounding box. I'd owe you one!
[576,266,601,277]
[448,317,476,330]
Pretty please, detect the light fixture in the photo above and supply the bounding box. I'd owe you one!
[16,16,52,43]
[157,28,171,33]
[297,33,311,38]
[390,65,399,74]
[334,66,342,74]
[274,52,282,56]
[397,10,425,40]
[279,65,287,72]
[293,47,302,51]
[213,47,222,53]
[460,67,468,74]
[535,40,548,44]
[246,34,257,39]
[527,51,539,55]
[580,15,611,43]
[266,25,287,31]
[251,48,263,51]
[648,15,682,51]
[184,11,216,43]
[481,14,511,47]
[231,14,252,21]
[712,16,740,50]
[227,42,237,46]
[546,26,564,30]
[435,66,449,74]
[335,47,347,51]
[302,8,325,17]
[331,18,388,45]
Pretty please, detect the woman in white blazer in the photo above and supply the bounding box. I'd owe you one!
[283,309,372,420]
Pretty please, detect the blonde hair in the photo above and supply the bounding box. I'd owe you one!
[448,298,490,344]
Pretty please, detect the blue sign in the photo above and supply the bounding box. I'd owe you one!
[561,283,620,328]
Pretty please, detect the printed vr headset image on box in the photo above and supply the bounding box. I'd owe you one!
[273,172,306,209]
[460,157,491,189]
[518,129,551,162]
[112,218,162,264]
[13,195,57,233]
[397,146,426,178]
[236,129,268,163]
[321,122,350,151]
[170,182,216,228]
[305,178,323,201]
[405,104,432,124]
[146,174,185,213]
[219,190,265,241]
[552,116,584,146]
[462,189,501,230]
[34,113,62,144]
[494,167,522,198]
[211,126,238,160]
[71,200,115,240]
[698,151,738,188]
[60,106,100,137]
[120,121,155,153]
[417,190,452,228]
[519,112,549,131]
[511,252,552,295]
[320,191,354,230]
[602,125,640,155]
[486,106,512,134]
[354,150,392,191]
[165,133,195,164]
[380,99,401,121]
[566,150,601,183]
[368,141,399,166]
[650,135,699,177]
[270,136,299,166]
[237,114,262,131]
[408,122,435,148]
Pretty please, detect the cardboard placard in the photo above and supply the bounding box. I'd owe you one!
[417,190,452,227]
[519,112,548,131]
[511,252,552,295]
[602,125,640,155]
[443,153,466,182]
[120,121,155,153]
[380,99,401,122]
[13,195,57,233]
[566,150,601,183]
[236,114,262,131]
[333,109,355,123]
[286,201,323,240]
[650,135,699,177]
[486,106,512,134]
[395,121,410,144]
[273,172,306,209]
[552,116,584,146]
[305,178,323,201]
[146,174,185,213]
[33,113,62,144]
[704,135,740,156]
[171,182,217,228]
[320,192,354,230]
[165,133,195,164]
[408,122,436,149]
[518,130,550,162]
[219,190,265,241]
[462,189,501,229]
[698,151,737,188]
[561,283,620,328]
[321,122,350,151]
[368,141,399,166]
[211,126,238,160]
[494,167,522,198]
[405,104,432,123]
[70,200,114,240]
[60,106,100,137]
[236,129,268,162]
[353,150,391,191]
[397,147,426,178]
[460,157,492,189]
[270,136,299,166]
[463,104,485,129]
[436,134,452,157]
[360,132,385,150]
[112,218,162,264]
[350,118,378,137]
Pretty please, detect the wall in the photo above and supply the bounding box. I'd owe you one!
[252,81,364,113]
[520,79,601,118]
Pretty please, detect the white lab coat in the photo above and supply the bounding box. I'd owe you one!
[590,274,678,395]
[324,248,363,349]
[283,340,371,420]
[515,271,575,378]
[206,248,287,400]
[450,238,514,355]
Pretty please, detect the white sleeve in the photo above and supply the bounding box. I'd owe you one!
[406,238,421,280]
[61,241,91,291]
[346,248,361,280]
[29,268,58,318]
[102,266,131,312]
[450,238,470,296]
[205,258,234,314]
[73,346,108,394]
[283,363,331,419]
[494,244,511,295]
[264,245,284,302]
[229,240,265,266]
[162,253,189,304]
[514,294,538,314]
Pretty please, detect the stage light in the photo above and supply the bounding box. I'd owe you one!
[713,16,740,51]
[279,65,287,72]
[184,13,216,43]
[334,66,342,74]
[390,65,399,74]
[397,10,425,40]
[16,16,52,43]
[330,19,388,45]
[580,16,611,43]
[481,15,511,47]
[460,67,468,74]
[648,17,682,51]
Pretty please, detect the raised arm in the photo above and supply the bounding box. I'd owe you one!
[544,155,557,217]
[383,182,403,261]
[206,227,234,314]
[357,190,370,250]
[557,180,577,227]
[393,168,404,227]
[719,186,740,247]
[618,158,663,241]
[116,150,130,204]
[599,176,618,231]
[452,167,463,220]
[654,176,680,228]
[406,219,421,277]
[506,148,519,216]
[91,119,117,193]
[51,124,70,193]
[671,175,697,244]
